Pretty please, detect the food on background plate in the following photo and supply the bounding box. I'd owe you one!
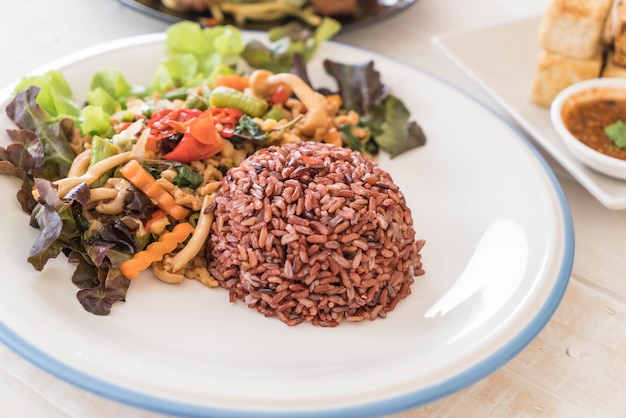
[162,0,208,12]
[0,20,427,322]
[309,0,357,17]
[161,0,358,27]
[208,141,425,327]
[531,0,626,107]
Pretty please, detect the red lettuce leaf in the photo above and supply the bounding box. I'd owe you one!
[17,177,37,214]
[5,86,77,179]
[0,143,37,212]
[63,182,91,207]
[76,265,130,316]
[6,128,44,168]
[323,59,389,115]
[86,217,141,255]
[367,95,427,158]
[34,177,64,209]
[322,59,427,158]
[122,185,158,220]
[68,250,100,289]
[69,240,132,315]
[27,204,63,270]
[27,180,89,270]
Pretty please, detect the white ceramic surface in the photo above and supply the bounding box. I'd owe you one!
[0,33,574,417]
[550,78,626,181]
[432,16,626,210]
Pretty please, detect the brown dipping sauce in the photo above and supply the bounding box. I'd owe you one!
[562,98,626,161]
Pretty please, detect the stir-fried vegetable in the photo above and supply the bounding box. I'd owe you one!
[120,222,194,279]
[210,86,269,117]
[119,160,189,220]
[147,108,225,162]
[0,19,427,315]
[213,74,250,91]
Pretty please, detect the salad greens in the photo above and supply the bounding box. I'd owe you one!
[243,19,341,73]
[13,70,81,119]
[322,59,426,157]
[0,19,427,315]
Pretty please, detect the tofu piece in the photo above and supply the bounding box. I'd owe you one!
[611,1,626,66]
[537,0,614,60]
[602,1,618,45]
[531,50,603,107]
[603,50,626,76]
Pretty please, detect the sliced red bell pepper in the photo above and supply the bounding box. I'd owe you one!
[162,135,221,163]
[210,107,243,138]
[146,108,203,153]
[144,209,168,231]
[164,113,223,163]
[145,106,247,162]
[271,84,292,106]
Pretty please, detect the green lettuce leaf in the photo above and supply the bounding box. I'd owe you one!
[153,22,246,91]
[90,68,133,102]
[79,105,113,138]
[86,87,119,115]
[13,70,80,119]
[86,69,145,127]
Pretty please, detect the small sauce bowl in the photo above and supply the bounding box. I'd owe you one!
[550,78,626,180]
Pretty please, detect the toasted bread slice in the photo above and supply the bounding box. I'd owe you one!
[537,0,614,60]
[531,50,603,107]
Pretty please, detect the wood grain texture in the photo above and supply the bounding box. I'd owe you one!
[394,279,626,418]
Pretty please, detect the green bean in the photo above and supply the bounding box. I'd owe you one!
[163,87,191,101]
[209,86,268,118]
[188,212,200,228]
[89,136,120,187]
[184,94,209,111]
[262,105,286,121]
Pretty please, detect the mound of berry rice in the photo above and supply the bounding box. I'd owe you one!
[207,141,425,327]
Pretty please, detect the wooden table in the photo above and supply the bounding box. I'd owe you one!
[1,0,625,416]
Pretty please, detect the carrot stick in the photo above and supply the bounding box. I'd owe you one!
[119,159,189,220]
[213,74,250,91]
[120,222,195,279]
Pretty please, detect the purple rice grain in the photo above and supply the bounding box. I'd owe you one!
[207,141,425,327]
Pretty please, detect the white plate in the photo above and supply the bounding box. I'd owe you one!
[0,33,573,417]
[432,16,626,210]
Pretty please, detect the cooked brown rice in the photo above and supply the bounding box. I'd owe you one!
[207,141,425,327]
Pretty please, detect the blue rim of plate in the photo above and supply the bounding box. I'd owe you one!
[0,33,574,418]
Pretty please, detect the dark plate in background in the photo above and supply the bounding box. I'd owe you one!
[119,0,417,32]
